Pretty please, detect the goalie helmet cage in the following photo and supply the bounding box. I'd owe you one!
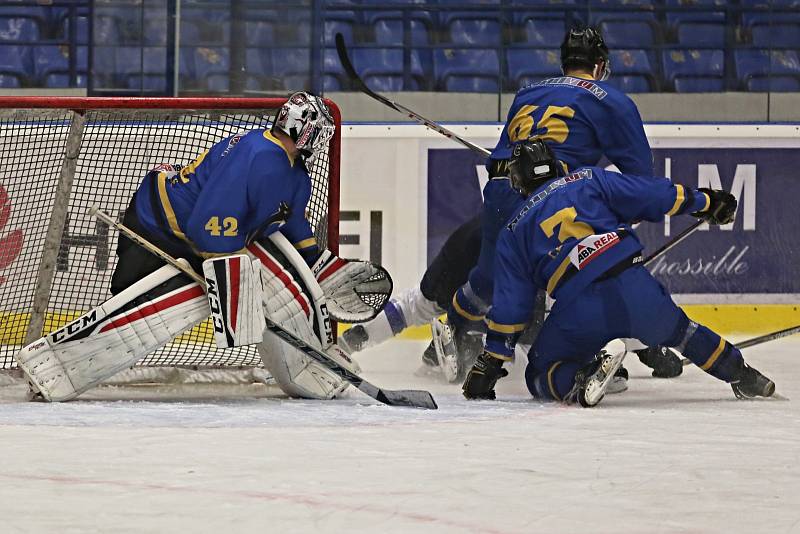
[0,96,340,385]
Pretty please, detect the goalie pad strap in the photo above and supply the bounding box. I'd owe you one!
[247,243,311,319]
[202,254,266,349]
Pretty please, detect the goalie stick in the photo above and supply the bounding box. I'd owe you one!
[89,207,438,410]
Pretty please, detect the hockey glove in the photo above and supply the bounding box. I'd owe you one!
[463,351,509,400]
[692,188,737,225]
[312,250,393,323]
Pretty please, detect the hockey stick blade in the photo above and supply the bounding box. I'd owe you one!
[335,33,490,157]
[91,207,438,410]
[265,322,437,409]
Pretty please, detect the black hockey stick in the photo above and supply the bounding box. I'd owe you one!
[736,324,800,349]
[89,207,438,410]
[644,219,703,265]
[335,33,490,157]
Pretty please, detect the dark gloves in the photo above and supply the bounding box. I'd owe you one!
[692,188,737,225]
[462,351,509,400]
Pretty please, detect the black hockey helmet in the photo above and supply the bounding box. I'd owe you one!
[560,26,610,80]
[508,139,564,196]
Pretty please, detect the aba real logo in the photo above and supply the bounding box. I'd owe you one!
[0,182,24,284]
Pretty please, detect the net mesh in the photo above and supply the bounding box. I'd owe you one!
[0,100,337,371]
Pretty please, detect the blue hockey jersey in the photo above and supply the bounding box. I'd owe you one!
[490,74,653,176]
[484,167,710,359]
[134,129,319,260]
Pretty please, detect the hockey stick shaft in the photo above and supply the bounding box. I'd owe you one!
[681,323,800,367]
[644,219,703,266]
[89,207,437,409]
[736,324,800,349]
[335,33,490,157]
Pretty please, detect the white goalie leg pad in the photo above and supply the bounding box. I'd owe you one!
[247,241,359,400]
[202,254,266,348]
[14,264,209,401]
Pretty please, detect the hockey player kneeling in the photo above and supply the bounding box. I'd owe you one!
[462,139,775,405]
[15,92,391,402]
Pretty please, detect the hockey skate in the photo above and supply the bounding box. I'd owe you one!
[635,346,683,378]
[607,365,629,395]
[731,363,775,399]
[567,341,627,407]
[431,318,484,383]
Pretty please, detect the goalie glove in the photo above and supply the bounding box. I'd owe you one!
[311,250,393,323]
[692,188,737,225]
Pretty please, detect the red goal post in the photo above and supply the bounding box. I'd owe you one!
[0,96,341,380]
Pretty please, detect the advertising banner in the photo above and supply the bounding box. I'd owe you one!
[426,144,800,297]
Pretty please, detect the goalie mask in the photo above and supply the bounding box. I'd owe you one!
[508,139,564,196]
[561,27,611,81]
[273,91,335,165]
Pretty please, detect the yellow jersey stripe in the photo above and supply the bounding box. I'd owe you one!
[701,338,726,371]
[452,294,484,322]
[263,130,294,166]
[667,184,685,216]
[486,350,513,362]
[701,192,711,212]
[546,255,573,296]
[486,320,526,334]
[293,237,317,250]
[547,361,563,401]
[179,149,208,183]
[157,172,188,242]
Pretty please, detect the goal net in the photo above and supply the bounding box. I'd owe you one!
[0,97,340,384]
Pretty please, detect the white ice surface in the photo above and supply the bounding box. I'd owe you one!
[0,338,798,534]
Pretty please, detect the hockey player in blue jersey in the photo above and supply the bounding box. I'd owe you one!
[16,93,391,402]
[341,27,682,382]
[462,139,775,405]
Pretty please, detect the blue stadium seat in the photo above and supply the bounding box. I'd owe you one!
[143,14,168,46]
[434,48,500,92]
[447,17,502,46]
[122,47,167,93]
[735,49,800,90]
[589,2,658,27]
[0,44,31,85]
[676,22,725,47]
[181,20,204,46]
[740,0,800,29]
[751,23,800,48]
[0,16,40,42]
[247,21,275,47]
[93,13,121,43]
[351,48,425,90]
[33,45,87,88]
[193,47,230,91]
[0,74,20,88]
[522,18,566,46]
[91,46,117,88]
[362,0,435,39]
[747,76,800,92]
[608,49,656,92]
[507,48,561,88]
[663,0,725,28]
[270,48,310,89]
[600,21,656,48]
[59,15,90,45]
[662,49,724,92]
[373,19,430,46]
